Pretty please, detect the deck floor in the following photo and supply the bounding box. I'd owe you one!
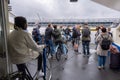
[26,42,120,80]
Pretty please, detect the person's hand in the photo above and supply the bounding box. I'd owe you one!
[43,44,46,48]
[110,45,119,54]
[41,44,46,48]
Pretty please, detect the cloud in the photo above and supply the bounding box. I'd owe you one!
[10,0,120,21]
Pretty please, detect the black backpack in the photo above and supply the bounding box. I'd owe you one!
[65,28,69,34]
[72,29,78,38]
[82,28,90,37]
[100,35,111,50]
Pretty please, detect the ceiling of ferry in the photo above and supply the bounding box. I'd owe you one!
[10,0,120,21]
[92,0,120,11]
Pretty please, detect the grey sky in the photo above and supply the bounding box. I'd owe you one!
[10,0,120,21]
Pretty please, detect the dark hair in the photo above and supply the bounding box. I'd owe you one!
[14,16,27,30]
[48,23,52,27]
[101,27,106,33]
[96,26,100,30]
[83,23,88,25]
[38,24,41,28]
[53,25,57,29]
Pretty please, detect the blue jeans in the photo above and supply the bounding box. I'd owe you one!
[45,40,55,55]
[55,43,67,55]
[108,51,111,56]
[65,34,72,41]
[43,48,46,76]
[82,41,90,55]
[98,55,106,67]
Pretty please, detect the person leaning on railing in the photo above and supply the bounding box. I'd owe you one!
[7,16,45,77]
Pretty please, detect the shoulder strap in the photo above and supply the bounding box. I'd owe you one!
[101,35,104,39]
[101,34,109,39]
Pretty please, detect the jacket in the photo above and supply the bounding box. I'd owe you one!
[52,29,63,43]
[45,27,53,41]
[96,33,113,56]
[8,28,44,64]
[82,27,91,41]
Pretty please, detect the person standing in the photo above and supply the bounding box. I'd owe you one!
[32,24,42,44]
[45,23,55,57]
[96,27,113,69]
[72,25,81,53]
[82,23,91,56]
[107,27,113,37]
[94,26,101,50]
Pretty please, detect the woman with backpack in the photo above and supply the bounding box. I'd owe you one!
[96,27,113,70]
[72,25,81,53]
[94,26,101,50]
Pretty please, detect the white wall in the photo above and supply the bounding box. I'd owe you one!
[111,24,120,45]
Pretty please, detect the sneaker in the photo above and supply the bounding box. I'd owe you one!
[78,52,81,54]
[87,54,90,57]
[65,54,68,60]
[83,54,86,57]
[37,70,44,78]
[102,66,105,69]
[98,66,102,70]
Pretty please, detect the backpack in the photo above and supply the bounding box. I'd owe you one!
[72,29,78,38]
[100,35,111,50]
[65,28,69,34]
[32,28,37,36]
[82,28,90,37]
[53,29,60,38]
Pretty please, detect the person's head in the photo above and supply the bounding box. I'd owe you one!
[67,25,70,29]
[48,23,53,28]
[100,25,104,29]
[101,27,107,33]
[83,23,88,28]
[14,16,27,30]
[60,26,63,29]
[77,25,81,29]
[108,27,111,32]
[37,24,41,29]
[96,26,100,31]
[53,25,57,29]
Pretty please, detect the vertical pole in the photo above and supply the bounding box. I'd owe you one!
[0,0,10,77]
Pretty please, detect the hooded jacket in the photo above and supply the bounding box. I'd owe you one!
[8,27,44,64]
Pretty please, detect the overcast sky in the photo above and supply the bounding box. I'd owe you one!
[10,0,120,21]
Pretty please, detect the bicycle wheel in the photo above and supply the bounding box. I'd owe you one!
[65,47,68,53]
[46,46,50,58]
[11,73,32,80]
[56,47,62,61]
[43,48,52,80]
[46,57,52,79]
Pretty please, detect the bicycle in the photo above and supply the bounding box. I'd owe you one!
[0,67,34,80]
[43,48,52,80]
[55,42,68,61]
[46,45,51,58]
[0,48,52,80]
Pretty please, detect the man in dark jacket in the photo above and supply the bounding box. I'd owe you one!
[82,23,91,56]
[72,25,81,52]
[45,24,55,56]
[32,25,42,44]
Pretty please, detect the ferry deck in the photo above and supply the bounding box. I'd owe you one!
[0,0,120,80]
